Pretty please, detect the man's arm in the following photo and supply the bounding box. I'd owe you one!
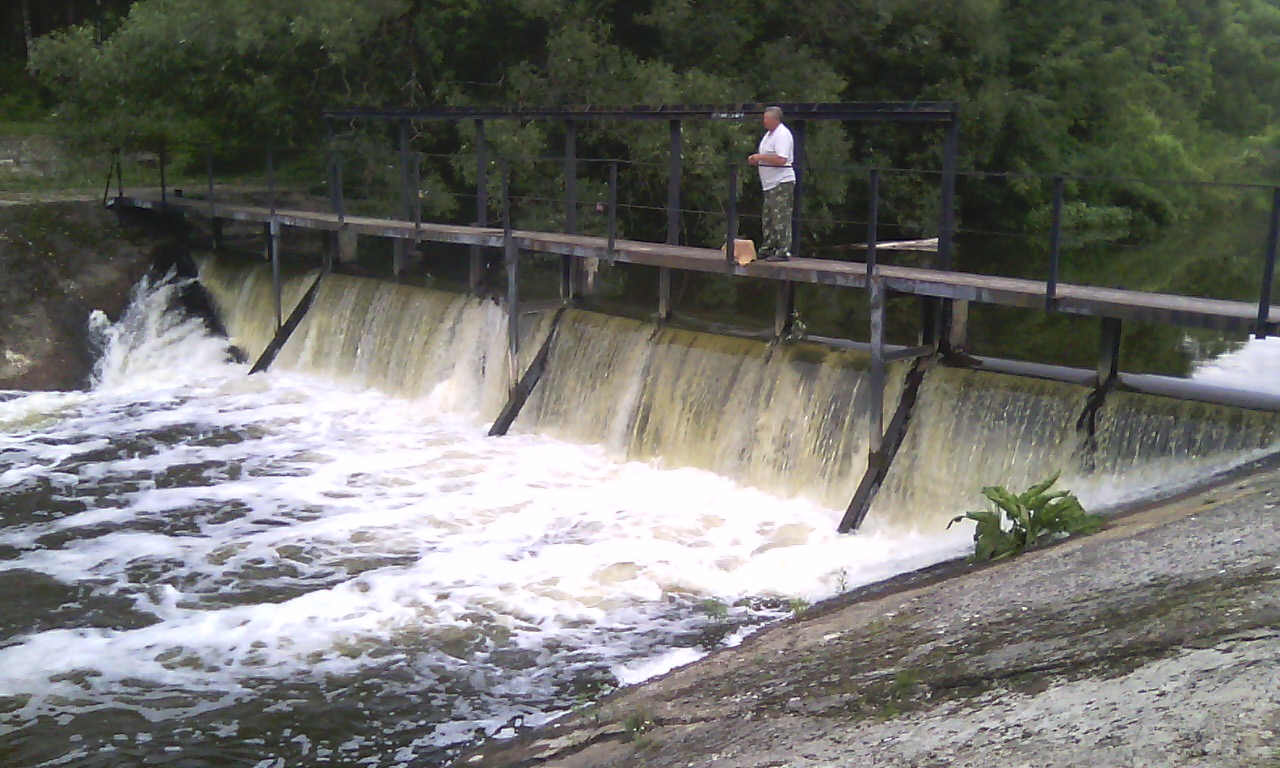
[748,153,790,167]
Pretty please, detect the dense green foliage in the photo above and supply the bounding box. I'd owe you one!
[949,473,1102,561]
[10,1,1280,372]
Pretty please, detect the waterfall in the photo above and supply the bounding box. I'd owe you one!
[516,310,903,509]
[198,259,553,420]
[871,367,1280,531]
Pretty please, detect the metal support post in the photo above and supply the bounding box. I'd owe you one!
[791,120,806,258]
[1098,317,1122,386]
[206,146,220,251]
[1046,175,1064,311]
[607,161,618,255]
[413,153,422,245]
[725,162,738,271]
[1256,187,1280,338]
[774,282,795,338]
[115,148,123,199]
[471,119,488,293]
[503,162,519,385]
[869,276,886,463]
[268,219,282,332]
[395,120,412,275]
[562,120,578,300]
[939,119,958,272]
[661,119,681,320]
[159,142,168,206]
[267,146,276,216]
[867,168,880,276]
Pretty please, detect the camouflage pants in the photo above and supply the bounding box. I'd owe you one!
[761,181,794,259]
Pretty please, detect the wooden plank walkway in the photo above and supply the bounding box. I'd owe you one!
[121,192,1280,334]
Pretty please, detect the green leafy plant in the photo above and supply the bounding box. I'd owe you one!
[949,472,1102,562]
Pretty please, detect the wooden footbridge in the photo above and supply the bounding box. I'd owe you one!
[109,102,1280,532]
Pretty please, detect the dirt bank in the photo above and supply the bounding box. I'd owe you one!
[0,200,156,390]
[462,470,1280,767]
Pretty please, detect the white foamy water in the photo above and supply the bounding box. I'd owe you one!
[0,274,970,767]
[1192,336,1280,395]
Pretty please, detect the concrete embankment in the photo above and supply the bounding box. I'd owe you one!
[462,469,1280,768]
[0,199,155,390]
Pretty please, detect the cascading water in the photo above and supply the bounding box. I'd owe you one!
[870,366,1280,531]
[518,310,904,509]
[197,260,553,419]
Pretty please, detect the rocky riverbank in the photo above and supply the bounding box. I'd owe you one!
[0,200,155,390]
[461,467,1280,767]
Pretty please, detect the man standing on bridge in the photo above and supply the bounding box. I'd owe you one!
[748,106,796,262]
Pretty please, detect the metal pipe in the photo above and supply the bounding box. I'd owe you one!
[269,220,282,331]
[1047,175,1064,311]
[1256,187,1280,338]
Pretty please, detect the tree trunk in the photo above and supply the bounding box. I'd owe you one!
[21,0,34,59]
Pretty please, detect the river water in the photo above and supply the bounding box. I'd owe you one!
[0,275,965,767]
[2,265,1277,767]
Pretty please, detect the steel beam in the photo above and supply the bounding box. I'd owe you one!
[661,119,681,320]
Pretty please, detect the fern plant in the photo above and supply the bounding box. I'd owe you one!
[949,472,1102,562]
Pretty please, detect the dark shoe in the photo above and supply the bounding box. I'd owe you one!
[764,253,790,262]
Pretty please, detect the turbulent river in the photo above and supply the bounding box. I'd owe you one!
[1,264,1276,767]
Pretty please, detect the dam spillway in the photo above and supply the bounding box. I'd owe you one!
[198,258,1280,532]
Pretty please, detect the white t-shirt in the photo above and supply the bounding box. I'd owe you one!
[757,123,796,190]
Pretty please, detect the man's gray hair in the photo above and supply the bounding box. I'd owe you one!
[765,105,784,120]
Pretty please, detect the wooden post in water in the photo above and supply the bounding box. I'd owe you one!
[503,162,519,386]
[661,119,681,320]
[471,119,488,293]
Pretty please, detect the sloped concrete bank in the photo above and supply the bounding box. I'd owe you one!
[0,199,155,390]
[461,471,1280,768]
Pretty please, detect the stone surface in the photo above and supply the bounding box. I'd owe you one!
[462,471,1280,767]
[0,200,154,390]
